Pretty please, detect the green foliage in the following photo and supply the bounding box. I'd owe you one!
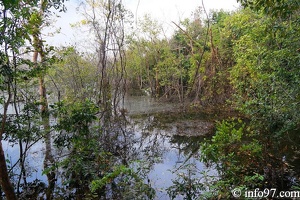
[53,99,98,147]
[49,46,98,102]
[114,161,156,200]
[3,102,43,143]
[53,100,107,197]
[90,163,155,199]
[0,0,69,198]
[228,8,300,135]
[125,11,234,105]
[1,0,299,198]
[200,120,264,198]
[162,6,300,199]
[91,165,132,192]
[167,162,205,200]
[156,43,181,87]
[238,0,300,17]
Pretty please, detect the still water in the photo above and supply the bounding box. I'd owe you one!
[121,95,215,199]
[2,95,215,199]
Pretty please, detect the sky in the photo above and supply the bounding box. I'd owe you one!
[126,0,240,22]
[45,0,240,46]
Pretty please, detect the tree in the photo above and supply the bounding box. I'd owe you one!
[79,0,127,126]
[228,7,300,135]
[237,0,300,17]
[49,46,98,103]
[171,9,233,107]
[125,14,165,97]
[0,0,37,198]
[0,0,66,199]
[27,1,66,199]
[198,6,300,198]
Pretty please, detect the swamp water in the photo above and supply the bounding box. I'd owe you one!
[3,95,299,199]
[123,96,216,199]
[2,95,216,199]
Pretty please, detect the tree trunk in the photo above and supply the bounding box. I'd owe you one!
[155,69,159,97]
[33,28,56,200]
[0,143,17,200]
[0,92,17,200]
[42,111,55,200]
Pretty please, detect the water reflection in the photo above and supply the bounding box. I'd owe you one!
[124,115,212,200]
[123,95,179,115]
[2,95,300,199]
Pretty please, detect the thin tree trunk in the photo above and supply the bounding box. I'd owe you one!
[94,0,112,128]
[12,52,28,195]
[33,29,56,200]
[155,69,159,97]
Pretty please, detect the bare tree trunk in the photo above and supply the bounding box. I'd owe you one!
[32,9,55,198]
[96,0,112,128]
[91,0,126,126]
[191,0,210,103]
[11,52,28,196]
[155,69,159,97]
[33,45,56,200]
